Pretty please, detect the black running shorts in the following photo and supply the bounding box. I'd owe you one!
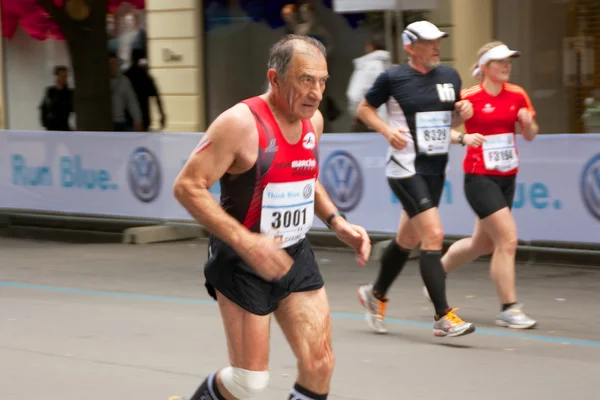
[464,173,516,219]
[204,236,324,316]
[388,174,445,218]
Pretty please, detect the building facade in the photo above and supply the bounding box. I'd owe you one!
[1,0,598,134]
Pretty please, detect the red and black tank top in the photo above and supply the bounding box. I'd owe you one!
[219,96,319,244]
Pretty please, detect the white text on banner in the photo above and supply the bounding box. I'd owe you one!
[1,130,599,244]
[0,130,165,219]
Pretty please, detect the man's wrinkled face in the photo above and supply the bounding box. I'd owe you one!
[276,45,329,120]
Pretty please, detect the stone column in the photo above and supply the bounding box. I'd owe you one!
[0,29,5,129]
[450,0,494,87]
[145,0,205,132]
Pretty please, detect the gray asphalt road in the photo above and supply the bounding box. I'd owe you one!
[1,237,599,400]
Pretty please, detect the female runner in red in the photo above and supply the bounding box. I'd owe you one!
[427,41,539,329]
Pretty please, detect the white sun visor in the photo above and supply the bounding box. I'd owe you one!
[473,45,521,77]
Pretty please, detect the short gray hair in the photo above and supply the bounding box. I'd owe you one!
[267,34,327,79]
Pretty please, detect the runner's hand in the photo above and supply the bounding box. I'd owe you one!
[455,100,473,120]
[237,233,293,281]
[463,133,486,148]
[330,219,371,266]
[518,108,533,127]
[383,126,409,150]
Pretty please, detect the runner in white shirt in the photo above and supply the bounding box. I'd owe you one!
[356,21,481,338]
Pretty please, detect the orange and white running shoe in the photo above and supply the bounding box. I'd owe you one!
[357,284,389,334]
[433,308,476,337]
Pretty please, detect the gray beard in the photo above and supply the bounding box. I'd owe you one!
[424,60,441,70]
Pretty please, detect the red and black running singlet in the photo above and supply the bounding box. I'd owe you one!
[219,96,319,248]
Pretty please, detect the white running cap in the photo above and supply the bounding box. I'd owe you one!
[402,21,448,46]
[473,44,520,77]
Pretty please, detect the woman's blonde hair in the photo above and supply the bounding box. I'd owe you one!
[471,41,506,81]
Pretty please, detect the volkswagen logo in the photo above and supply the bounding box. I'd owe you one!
[303,184,313,199]
[321,150,363,212]
[127,147,162,203]
[442,113,450,125]
[581,153,600,221]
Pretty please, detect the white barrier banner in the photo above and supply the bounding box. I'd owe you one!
[160,133,212,221]
[1,131,599,244]
[313,134,470,234]
[0,130,165,219]
[486,134,600,243]
[312,133,600,243]
[312,134,399,232]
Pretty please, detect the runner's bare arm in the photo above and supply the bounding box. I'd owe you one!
[356,99,408,150]
[355,72,395,136]
[314,181,338,226]
[310,110,337,222]
[519,110,539,141]
[450,129,463,144]
[356,99,392,135]
[450,129,485,147]
[310,110,371,265]
[452,110,465,128]
[452,100,473,128]
[518,90,539,141]
[314,181,371,265]
[521,120,539,141]
[173,104,255,251]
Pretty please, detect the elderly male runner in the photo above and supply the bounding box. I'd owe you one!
[171,35,371,400]
[356,21,477,337]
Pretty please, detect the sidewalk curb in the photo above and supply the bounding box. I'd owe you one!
[1,218,598,267]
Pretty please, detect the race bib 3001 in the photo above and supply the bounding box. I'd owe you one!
[260,178,315,248]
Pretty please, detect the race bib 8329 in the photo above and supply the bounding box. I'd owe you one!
[415,111,452,155]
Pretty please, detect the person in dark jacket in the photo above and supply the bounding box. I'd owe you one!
[125,50,166,131]
[39,65,73,131]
